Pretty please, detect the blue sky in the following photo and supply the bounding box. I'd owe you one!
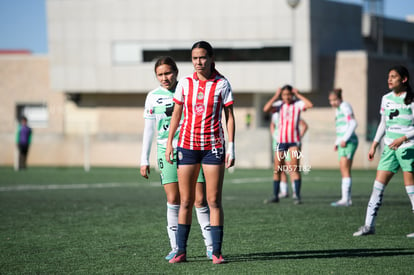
[0,0,413,54]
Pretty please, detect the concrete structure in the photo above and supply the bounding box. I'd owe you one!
[1,0,414,169]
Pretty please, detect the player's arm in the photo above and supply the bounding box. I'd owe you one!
[299,119,308,138]
[292,88,313,110]
[369,115,386,160]
[263,88,282,113]
[270,121,275,135]
[165,103,182,164]
[140,118,155,178]
[340,112,357,147]
[224,104,235,168]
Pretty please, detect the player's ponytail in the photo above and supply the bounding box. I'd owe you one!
[389,65,413,105]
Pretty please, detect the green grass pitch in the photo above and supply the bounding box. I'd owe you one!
[0,167,413,274]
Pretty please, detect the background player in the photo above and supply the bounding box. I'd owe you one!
[263,93,308,202]
[328,88,358,207]
[263,85,313,205]
[353,65,414,237]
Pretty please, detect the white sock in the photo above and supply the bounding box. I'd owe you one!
[280,181,288,194]
[341,177,352,202]
[364,181,385,228]
[405,185,414,212]
[167,203,179,251]
[195,206,212,251]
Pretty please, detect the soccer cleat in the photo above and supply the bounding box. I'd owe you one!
[407,232,414,238]
[353,225,375,236]
[331,200,352,207]
[165,249,177,260]
[293,198,302,205]
[212,254,226,264]
[279,192,289,198]
[169,253,187,263]
[264,197,279,204]
[206,249,213,259]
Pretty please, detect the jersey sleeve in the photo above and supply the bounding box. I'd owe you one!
[222,79,234,107]
[173,79,185,105]
[296,100,306,110]
[379,95,386,116]
[143,93,155,120]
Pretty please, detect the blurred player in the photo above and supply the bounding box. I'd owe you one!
[263,85,313,204]
[140,56,213,260]
[263,95,308,202]
[353,65,414,237]
[328,88,358,207]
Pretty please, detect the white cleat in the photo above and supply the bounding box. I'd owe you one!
[331,200,352,207]
[353,225,375,236]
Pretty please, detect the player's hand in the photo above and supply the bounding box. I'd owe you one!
[275,87,282,98]
[226,142,235,168]
[389,136,406,150]
[292,88,299,96]
[334,145,338,152]
[340,141,346,148]
[165,145,174,164]
[368,147,376,161]
[140,165,150,179]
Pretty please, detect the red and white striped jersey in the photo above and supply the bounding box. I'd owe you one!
[278,100,306,143]
[174,71,234,150]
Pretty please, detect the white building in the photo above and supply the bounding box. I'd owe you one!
[1,0,413,168]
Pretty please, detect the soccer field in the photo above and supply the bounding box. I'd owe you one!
[1,167,413,274]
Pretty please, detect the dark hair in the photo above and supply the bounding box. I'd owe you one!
[330,88,342,100]
[281,84,293,92]
[191,41,214,57]
[191,41,216,72]
[154,56,178,74]
[389,65,413,105]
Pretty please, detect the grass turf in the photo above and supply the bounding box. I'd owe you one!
[0,167,413,274]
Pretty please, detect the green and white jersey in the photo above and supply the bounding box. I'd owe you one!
[143,86,179,149]
[380,91,414,148]
[335,101,358,144]
[271,100,283,143]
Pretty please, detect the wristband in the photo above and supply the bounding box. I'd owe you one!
[227,142,235,160]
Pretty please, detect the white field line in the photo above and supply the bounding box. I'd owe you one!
[0,175,369,192]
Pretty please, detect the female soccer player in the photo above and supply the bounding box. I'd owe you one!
[328,88,358,207]
[263,85,313,204]
[140,56,212,260]
[353,65,414,237]
[165,41,235,264]
[263,95,308,202]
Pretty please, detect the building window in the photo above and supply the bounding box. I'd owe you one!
[112,42,141,64]
[16,104,48,128]
[143,47,290,62]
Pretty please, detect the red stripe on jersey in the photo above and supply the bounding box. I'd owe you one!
[206,81,220,149]
[290,104,296,142]
[179,78,194,148]
[194,80,206,148]
[278,103,302,143]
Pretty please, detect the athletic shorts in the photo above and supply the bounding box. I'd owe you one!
[337,141,358,160]
[157,147,205,185]
[177,147,225,165]
[276,142,300,152]
[377,145,414,173]
[273,140,292,162]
